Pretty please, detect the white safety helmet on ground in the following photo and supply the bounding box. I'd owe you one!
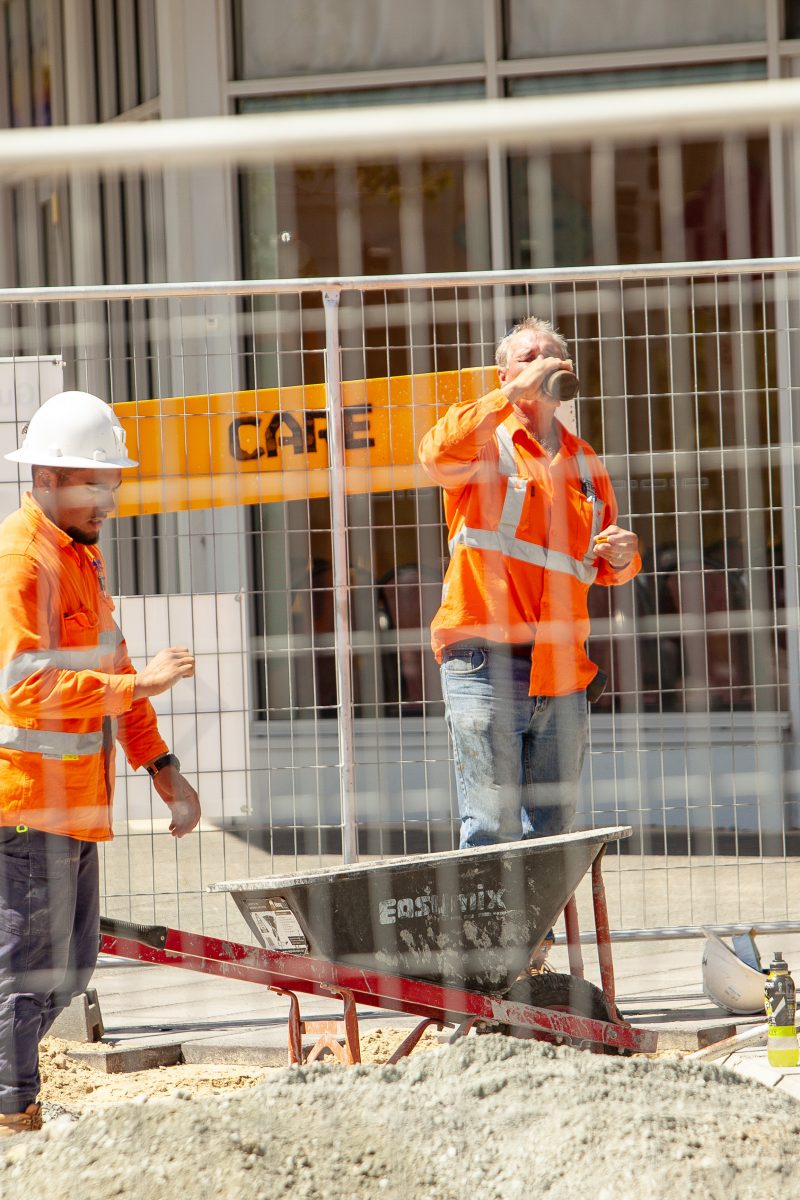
[701,929,766,1015]
[5,390,138,469]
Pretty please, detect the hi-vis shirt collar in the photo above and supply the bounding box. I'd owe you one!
[21,491,76,550]
[502,410,582,460]
[21,492,106,579]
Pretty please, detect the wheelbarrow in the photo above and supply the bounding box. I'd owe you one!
[99,825,658,1062]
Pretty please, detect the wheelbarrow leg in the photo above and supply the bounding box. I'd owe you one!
[563,894,584,979]
[386,1018,446,1065]
[447,1017,482,1043]
[591,848,616,1012]
[271,984,362,1065]
[303,985,361,1065]
[336,986,362,1065]
[269,986,304,1066]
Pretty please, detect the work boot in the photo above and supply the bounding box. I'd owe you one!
[0,1104,42,1136]
[523,933,555,976]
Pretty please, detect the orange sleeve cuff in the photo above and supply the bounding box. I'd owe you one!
[597,551,642,587]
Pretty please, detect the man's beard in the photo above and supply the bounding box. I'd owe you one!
[66,526,100,546]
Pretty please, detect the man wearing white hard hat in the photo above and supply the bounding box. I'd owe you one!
[0,391,200,1135]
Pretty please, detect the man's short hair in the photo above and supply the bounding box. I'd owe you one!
[495,316,569,370]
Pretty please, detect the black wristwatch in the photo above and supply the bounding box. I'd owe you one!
[145,752,180,778]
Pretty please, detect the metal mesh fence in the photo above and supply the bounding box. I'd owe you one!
[0,260,797,943]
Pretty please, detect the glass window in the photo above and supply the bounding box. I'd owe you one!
[233,0,485,80]
[248,491,447,723]
[239,87,488,280]
[506,60,767,96]
[237,273,788,723]
[784,0,800,37]
[238,84,485,113]
[509,135,771,269]
[505,102,776,714]
[28,0,52,126]
[506,64,770,268]
[562,272,783,716]
[92,0,159,119]
[238,86,493,723]
[504,0,766,59]
[5,0,55,128]
[136,0,158,104]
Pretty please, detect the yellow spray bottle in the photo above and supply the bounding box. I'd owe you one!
[764,951,799,1068]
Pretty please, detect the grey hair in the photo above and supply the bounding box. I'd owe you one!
[495,316,569,370]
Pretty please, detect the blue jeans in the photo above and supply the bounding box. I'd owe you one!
[440,646,588,849]
[0,827,99,1112]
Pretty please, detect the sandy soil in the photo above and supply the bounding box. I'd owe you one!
[39,1027,442,1114]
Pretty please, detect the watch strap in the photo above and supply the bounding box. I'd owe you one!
[145,752,180,778]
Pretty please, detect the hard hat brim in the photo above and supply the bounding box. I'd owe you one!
[5,448,139,468]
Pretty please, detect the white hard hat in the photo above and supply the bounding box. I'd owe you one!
[6,390,138,469]
[701,929,766,1015]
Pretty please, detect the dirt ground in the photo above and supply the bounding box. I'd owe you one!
[10,1035,799,1200]
[39,1027,443,1114]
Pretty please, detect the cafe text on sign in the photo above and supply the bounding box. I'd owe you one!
[114,365,496,518]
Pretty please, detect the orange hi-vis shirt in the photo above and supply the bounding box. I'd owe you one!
[0,493,168,840]
[419,389,641,697]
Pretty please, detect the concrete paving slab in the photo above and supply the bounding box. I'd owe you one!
[645,1022,738,1052]
[773,1071,800,1098]
[721,1050,783,1086]
[718,1049,800,1094]
[69,1043,183,1073]
[181,1040,289,1068]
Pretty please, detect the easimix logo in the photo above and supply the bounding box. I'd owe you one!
[378,885,508,925]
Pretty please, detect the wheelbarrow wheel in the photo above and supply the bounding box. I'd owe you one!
[496,972,631,1055]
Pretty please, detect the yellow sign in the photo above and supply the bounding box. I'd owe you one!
[115,365,497,518]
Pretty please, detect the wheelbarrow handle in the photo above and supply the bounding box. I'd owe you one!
[100,915,168,950]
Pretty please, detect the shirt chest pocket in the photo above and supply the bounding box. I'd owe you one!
[551,486,605,559]
[513,474,551,545]
[62,607,100,649]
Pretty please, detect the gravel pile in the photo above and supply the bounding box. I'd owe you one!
[2,1035,798,1199]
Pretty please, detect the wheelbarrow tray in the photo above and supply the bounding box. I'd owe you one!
[211,825,630,994]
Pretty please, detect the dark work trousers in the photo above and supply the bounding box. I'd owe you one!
[0,827,99,1113]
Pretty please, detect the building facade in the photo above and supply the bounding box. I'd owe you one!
[1,1,798,874]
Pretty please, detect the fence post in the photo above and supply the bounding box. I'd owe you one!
[775,275,800,770]
[323,288,359,864]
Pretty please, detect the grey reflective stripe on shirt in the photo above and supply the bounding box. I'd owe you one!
[0,647,109,692]
[101,625,123,649]
[494,425,529,543]
[0,628,122,694]
[448,426,599,584]
[575,448,605,571]
[0,725,103,759]
[449,527,595,581]
[496,425,517,477]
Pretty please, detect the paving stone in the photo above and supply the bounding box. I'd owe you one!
[181,1040,289,1068]
[68,1043,183,1074]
